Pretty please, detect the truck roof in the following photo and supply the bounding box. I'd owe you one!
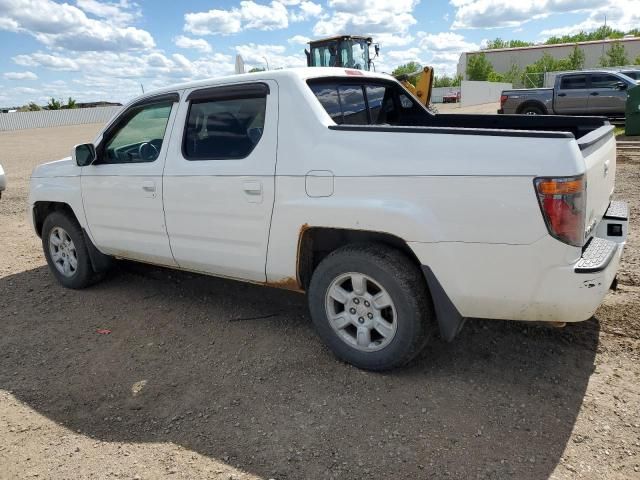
[132,67,394,105]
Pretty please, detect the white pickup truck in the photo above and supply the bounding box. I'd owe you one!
[29,68,629,370]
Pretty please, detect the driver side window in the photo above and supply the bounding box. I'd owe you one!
[103,102,173,164]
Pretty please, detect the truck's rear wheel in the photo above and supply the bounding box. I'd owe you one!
[42,211,103,289]
[520,105,544,115]
[308,244,435,370]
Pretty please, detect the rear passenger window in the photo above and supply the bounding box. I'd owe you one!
[560,75,587,89]
[184,94,266,160]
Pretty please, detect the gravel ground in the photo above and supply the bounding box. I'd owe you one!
[0,124,639,480]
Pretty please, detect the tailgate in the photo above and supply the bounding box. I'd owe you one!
[577,125,616,242]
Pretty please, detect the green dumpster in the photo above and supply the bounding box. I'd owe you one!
[626,85,640,136]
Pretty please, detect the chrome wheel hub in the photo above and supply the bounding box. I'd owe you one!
[325,272,397,352]
[49,227,78,277]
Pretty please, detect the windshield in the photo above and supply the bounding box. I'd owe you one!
[346,39,370,70]
[310,38,370,70]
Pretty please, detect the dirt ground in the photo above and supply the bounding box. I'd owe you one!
[0,123,639,480]
[436,102,499,114]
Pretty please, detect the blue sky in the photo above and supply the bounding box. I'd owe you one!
[1,0,638,107]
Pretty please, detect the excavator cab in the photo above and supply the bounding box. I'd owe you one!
[306,36,377,71]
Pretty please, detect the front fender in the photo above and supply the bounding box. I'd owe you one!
[28,175,89,233]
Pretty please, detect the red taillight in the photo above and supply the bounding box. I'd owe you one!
[500,95,508,108]
[534,176,586,247]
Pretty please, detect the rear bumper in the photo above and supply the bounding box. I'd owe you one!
[409,201,629,324]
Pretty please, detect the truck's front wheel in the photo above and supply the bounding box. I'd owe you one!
[308,244,435,370]
[42,211,103,289]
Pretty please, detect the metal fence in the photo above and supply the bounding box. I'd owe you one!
[432,87,461,103]
[0,106,121,132]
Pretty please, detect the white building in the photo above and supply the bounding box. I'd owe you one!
[457,36,640,80]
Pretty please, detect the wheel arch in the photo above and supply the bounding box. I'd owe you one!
[32,201,79,238]
[295,226,421,291]
[516,100,548,115]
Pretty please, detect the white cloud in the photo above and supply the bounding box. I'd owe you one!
[418,32,479,53]
[174,35,212,53]
[6,46,239,105]
[288,34,310,45]
[375,33,414,48]
[540,0,640,39]
[184,1,290,36]
[4,71,38,80]
[13,52,80,71]
[184,9,242,35]
[75,0,141,25]
[290,1,323,22]
[451,0,603,29]
[14,50,235,84]
[0,0,154,51]
[313,0,418,37]
[235,43,306,70]
[242,1,289,30]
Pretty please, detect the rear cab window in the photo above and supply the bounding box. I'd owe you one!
[560,75,587,90]
[307,78,430,126]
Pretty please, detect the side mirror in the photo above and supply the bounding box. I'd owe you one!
[616,81,628,90]
[73,143,97,167]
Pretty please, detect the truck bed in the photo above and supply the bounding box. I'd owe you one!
[424,113,608,140]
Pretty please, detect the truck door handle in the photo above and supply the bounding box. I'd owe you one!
[243,180,263,204]
[142,181,156,193]
[243,181,262,194]
[557,93,567,97]
[590,92,599,96]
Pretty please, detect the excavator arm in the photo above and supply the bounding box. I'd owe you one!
[396,66,434,107]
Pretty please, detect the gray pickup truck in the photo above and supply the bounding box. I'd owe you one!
[499,70,638,116]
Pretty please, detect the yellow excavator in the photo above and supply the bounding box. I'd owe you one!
[305,35,436,111]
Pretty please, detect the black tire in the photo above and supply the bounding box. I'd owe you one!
[42,211,103,289]
[519,104,545,115]
[308,244,435,371]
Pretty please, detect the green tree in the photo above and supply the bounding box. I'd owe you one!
[545,26,625,45]
[521,53,571,87]
[434,74,453,88]
[248,67,265,73]
[599,41,629,67]
[487,71,504,82]
[502,63,522,84]
[392,62,422,86]
[484,38,533,50]
[567,45,586,70]
[66,97,77,109]
[18,102,41,112]
[47,98,62,110]
[466,53,494,81]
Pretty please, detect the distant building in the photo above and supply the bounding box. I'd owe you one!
[457,36,640,79]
